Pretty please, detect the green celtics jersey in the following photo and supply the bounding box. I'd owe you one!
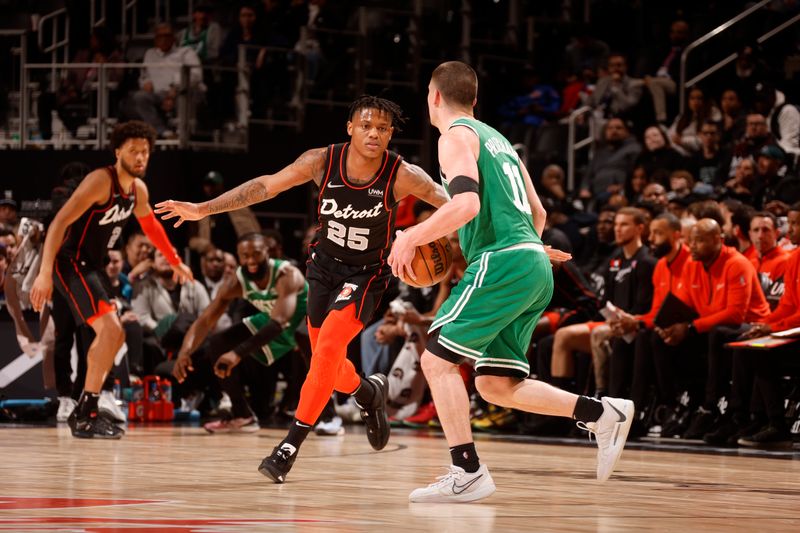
[236,259,308,366]
[445,117,542,263]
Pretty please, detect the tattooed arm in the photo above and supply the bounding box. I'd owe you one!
[155,148,328,227]
[392,161,449,209]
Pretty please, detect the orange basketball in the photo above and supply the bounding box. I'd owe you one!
[403,237,453,288]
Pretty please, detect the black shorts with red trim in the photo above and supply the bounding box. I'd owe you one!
[305,248,391,328]
[53,256,116,326]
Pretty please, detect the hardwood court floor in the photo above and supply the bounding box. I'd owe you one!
[1,425,799,532]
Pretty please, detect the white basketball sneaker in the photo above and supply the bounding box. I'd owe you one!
[580,396,635,482]
[56,396,77,422]
[409,464,496,503]
[98,390,127,423]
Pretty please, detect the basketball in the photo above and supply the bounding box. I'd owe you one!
[402,237,453,288]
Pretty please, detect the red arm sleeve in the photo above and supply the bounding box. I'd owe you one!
[137,211,181,266]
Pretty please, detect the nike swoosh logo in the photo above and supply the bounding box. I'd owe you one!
[327,183,345,188]
[609,402,627,423]
[452,474,483,494]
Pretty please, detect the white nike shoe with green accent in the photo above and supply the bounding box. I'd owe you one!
[580,396,635,482]
[409,464,496,503]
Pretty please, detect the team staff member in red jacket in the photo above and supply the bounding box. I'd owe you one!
[652,219,770,438]
[705,203,800,448]
[606,213,690,421]
[747,211,789,309]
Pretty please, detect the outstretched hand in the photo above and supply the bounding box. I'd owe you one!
[171,262,194,284]
[154,200,204,228]
[543,245,572,264]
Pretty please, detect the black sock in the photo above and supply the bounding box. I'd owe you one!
[281,418,312,452]
[450,442,480,473]
[77,392,100,417]
[573,395,604,423]
[352,377,376,407]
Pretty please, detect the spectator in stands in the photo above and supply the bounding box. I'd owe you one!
[624,165,650,205]
[642,19,691,124]
[607,213,689,429]
[667,170,694,202]
[635,125,687,178]
[753,81,800,163]
[691,121,729,190]
[577,205,617,293]
[722,157,757,201]
[578,118,641,202]
[38,26,124,140]
[0,244,6,303]
[123,231,153,282]
[719,89,746,147]
[589,53,642,120]
[187,171,262,255]
[724,113,775,180]
[652,219,769,438]
[220,4,268,119]
[132,250,210,358]
[563,25,609,77]
[130,23,204,137]
[104,249,146,382]
[668,86,722,155]
[0,226,17,258]
[641,182,669,213]
[752,144,800,212]
[551,207,656,397]
[177,3,222,63]
[726,45,771,108]
[0,198,19,229]
[105,249,133,303]
[200,246,227,299]
[497,67,560,144]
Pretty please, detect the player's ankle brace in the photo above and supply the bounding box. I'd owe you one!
[78,392,100,417]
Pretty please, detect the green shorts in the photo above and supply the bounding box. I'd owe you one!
[427,244,554,378]
[243,312,300,366]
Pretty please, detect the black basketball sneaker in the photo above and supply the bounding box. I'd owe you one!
[68,410,125,439]
[356,373,390,451]
[258,443,298,483]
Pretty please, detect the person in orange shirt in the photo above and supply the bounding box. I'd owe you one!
[653,219,770,438]
[683,211,787,439]
[605,213,690,436]
[720,198,757,263]
[705,203,800,448]
[748,211,789,309]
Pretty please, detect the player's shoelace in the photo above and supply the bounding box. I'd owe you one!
[575,421,597,443]
[423,466,465,489]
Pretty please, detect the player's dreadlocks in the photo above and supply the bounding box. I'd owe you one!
[348,95,407,132]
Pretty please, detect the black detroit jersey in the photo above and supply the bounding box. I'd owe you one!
[59,166,136,267]
[313,143,403,266]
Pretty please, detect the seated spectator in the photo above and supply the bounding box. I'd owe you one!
[551,207,656,397]
[220,4,266,120]
[132,250,210,357]
[0,198,19,229]
[641,19,690,124]
[719,89,746,147]
[123,231,153,282]
[497,68,560,144]
[624,165,650,205]
[722,157,757,201]
[691,121,729,190]
[635,125,687,178]
[753,81,800,163]
[724,113,775,180]
[177,3,222,63]
[589,53,642,120]
[563,26,609,77]
[200,246,227,299]
[724,44,771,108]
[187,171,262,255]
[720,199,757,262]
[641,182,669,213]
[752,144,800,212]
[578,118,641,202]
[0,225,17,260]
[128,23,204,137]
[104,249,145,382]
[577,205,617,293]
[650,219,769,438]
[668,86,721,155]
[667,170,695,202]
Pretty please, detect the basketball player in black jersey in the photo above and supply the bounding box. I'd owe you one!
[30,121,194,439]
[156,96,449,482]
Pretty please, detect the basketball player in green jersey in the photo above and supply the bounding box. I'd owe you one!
[389,61,635,503]
[172,232,307,431]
